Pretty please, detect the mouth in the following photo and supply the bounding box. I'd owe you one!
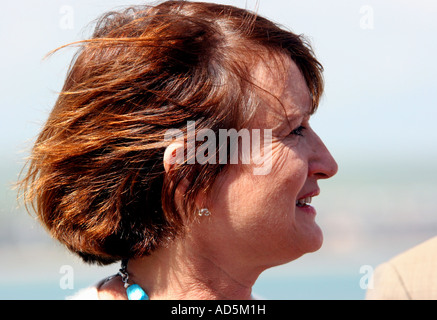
[295,190,320,209]
[296,197,313,208]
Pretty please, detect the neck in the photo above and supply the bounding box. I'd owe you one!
[126,238,262,300]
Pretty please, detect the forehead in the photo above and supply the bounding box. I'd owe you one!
[251,54,312,127]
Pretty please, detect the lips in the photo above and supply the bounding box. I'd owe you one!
[295,190,320,207]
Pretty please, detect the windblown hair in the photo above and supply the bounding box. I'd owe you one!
[19,0,324,265]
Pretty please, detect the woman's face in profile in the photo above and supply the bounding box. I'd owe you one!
[198,56,338,269]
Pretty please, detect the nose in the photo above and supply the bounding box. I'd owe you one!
[308,131,338,180]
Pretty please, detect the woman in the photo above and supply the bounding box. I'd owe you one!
[19,0,338,299]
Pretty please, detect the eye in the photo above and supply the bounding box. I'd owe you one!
[290,125,306,137]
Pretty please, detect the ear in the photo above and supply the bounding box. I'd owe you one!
[163,141,191,196]
[163,142,210,219]
[163,141,185,174]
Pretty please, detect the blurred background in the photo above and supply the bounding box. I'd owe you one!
[1,0,436,299]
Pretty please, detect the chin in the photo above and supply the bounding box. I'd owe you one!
[306,226,324,253]
[275,230,324,266]
[294,224,324,257]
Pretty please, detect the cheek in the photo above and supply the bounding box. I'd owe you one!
[269,142,308,199]
[215,143,307,227]
[204,145,318,264]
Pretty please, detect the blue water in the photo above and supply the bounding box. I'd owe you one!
[253,274,365,300]
[0,274,365,300]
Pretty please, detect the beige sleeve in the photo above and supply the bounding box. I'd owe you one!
[365,262,411,300]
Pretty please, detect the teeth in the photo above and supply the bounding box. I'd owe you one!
[296,197,312,206]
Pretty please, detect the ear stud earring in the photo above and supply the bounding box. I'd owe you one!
[198,208,211,216]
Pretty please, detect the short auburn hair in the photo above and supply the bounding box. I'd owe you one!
[19,0,324,265]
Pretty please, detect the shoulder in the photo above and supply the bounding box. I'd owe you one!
[67,275,126,300]
[367,236,437,300]
[67,283,100,300]
[391,236,437,265]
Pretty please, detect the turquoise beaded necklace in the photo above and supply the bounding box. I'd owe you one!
[118,259,149,300]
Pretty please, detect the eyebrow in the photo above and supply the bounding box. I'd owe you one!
[285,102,312,120]
[278,106,307,133]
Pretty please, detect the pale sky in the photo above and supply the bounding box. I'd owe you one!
[1,0,436,169]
